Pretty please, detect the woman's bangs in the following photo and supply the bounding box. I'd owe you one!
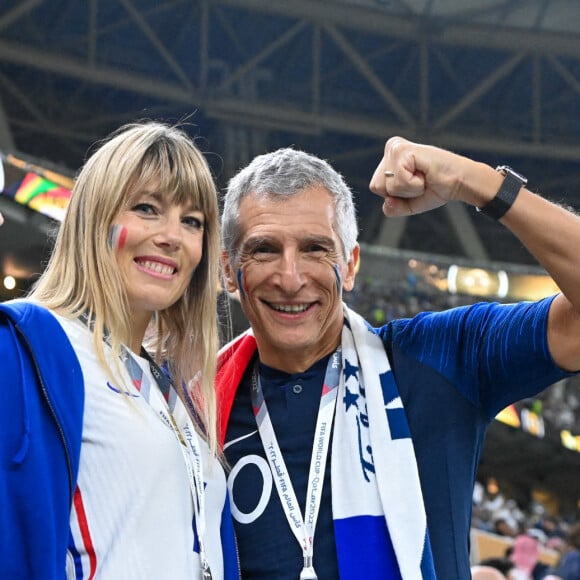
[124,137,216,218]
[177,164,216,219]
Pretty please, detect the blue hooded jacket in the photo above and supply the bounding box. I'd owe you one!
[0,301,84,579]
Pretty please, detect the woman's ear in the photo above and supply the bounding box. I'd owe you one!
[221,251,238,293]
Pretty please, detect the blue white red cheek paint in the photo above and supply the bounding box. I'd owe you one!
[333,263,343,293]
[108,224,127,250]
[236,268,248,300]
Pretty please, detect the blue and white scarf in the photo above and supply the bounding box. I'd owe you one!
[334,305,436,579]
[217,304,436,578]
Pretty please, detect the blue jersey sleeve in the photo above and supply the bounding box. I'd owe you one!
[377,296,572,418]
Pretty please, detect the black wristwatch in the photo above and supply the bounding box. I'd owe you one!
[476,165,527,220]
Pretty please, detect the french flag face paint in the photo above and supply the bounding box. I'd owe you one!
[333,263,343,294]
[108,224,127,251]
[236,268,247,300]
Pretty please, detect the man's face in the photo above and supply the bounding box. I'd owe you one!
[224,186,359,372]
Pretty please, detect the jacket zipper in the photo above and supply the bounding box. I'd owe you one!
[17,327,75,504]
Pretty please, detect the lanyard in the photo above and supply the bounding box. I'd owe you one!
[250,348,341,580]
[135,349,212,580]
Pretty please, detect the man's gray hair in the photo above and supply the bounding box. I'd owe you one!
[222,147,358,265]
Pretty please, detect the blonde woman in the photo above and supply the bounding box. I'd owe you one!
[0,121,239,579]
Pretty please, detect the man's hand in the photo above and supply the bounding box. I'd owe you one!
[369,136,499,217]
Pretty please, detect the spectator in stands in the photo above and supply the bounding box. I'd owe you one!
[554,522,580,579]
[217,137,580,578]
[546,536,567,560]
[472,564,509,579]
[479,557,516,578]
[510,533,551,580]
[0,121,239,579]
[535,515,568,540]
[495,517,520,538]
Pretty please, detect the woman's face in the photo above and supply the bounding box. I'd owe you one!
[112,185,205,324]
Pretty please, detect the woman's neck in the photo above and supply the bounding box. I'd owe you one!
[129,311,152,355]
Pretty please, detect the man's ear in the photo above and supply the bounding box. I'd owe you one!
[221,251,238,293]
[342,244,360,292]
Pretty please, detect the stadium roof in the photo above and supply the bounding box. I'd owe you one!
[2,0,580,280]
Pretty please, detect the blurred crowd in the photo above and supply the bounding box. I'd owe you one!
[470,481,580,579]
[345,269,474,325]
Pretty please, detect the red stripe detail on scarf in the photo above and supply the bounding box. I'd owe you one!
[73,486,98,579]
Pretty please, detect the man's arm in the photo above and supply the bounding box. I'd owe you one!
[369,136,580,372]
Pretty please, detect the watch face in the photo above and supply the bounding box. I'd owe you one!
[496,165,527,185]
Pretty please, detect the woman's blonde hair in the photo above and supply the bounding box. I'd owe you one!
[30,120,221,453]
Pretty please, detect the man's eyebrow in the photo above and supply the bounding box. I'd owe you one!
[299,235,338,252]
[240,236,274,251]
[304,235,335,246]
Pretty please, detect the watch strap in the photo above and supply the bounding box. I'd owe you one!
[477,166,526,220]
